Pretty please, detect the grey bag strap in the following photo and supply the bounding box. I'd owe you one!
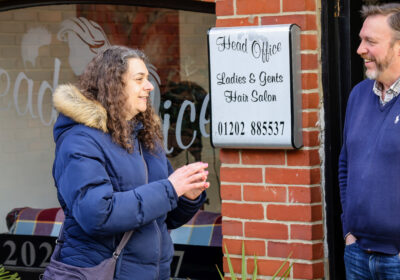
[57,225,133,260]
[113,231,134,259]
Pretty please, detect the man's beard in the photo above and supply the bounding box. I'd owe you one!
[364,49,394,80]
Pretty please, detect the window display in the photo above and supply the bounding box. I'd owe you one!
[0,4,218,235]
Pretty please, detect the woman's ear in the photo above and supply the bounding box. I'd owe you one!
[396,40,400,56]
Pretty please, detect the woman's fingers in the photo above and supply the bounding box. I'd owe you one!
[188,170,208,183]
[183,162,208,176]
[174,163,208,183]
[187,181,209,190]
[168,161,209,197]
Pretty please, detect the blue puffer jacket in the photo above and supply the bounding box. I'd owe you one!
[52,84,206,280]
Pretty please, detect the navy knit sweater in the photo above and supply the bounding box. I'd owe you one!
[339,79,400,255]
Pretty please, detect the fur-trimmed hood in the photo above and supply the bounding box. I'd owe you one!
[53,84,108,133]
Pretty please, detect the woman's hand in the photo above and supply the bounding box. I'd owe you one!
[168,162,209,199]
[183,181,210,200]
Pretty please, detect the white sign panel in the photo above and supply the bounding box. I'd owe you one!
[208,24,302,149]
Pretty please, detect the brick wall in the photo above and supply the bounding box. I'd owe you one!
[213,0,324,278]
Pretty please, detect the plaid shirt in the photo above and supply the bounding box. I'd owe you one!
[373,77,400,105]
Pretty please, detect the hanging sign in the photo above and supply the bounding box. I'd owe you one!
[208,24,302,149]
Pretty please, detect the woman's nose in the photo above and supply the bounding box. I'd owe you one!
[145,80,154,91]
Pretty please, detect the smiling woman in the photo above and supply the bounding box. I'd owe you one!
[46,45,210,280]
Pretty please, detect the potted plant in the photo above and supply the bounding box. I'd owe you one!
[217,243,293,280]
[0,266,21,280]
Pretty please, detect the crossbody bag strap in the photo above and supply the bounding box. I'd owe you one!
[56,222,133,258]
[112,230,134,259]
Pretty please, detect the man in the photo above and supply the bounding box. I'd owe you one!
[339,3,400,279]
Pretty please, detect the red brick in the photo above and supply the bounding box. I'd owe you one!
[222,238,241,254]
[287,149,320,166]
[283,0,316,12]
[221,184,242,200]
[222,202,264,219]
[222,256,242,274]
[268,241,324,260]
[237,0,280,14]
[220,149,240,164]
[291,224,324,240]
[244,185,287,202]
[302,111,319,128]
[302,73,318,90]
[217,17,259,27]
[267,204,323,222]
[265,167,321,185]
[222,256,262,277]
[222,219,243,236]
[221,167,263,183]
[301,53,319,70]
[301,34,318,50]
[261,14,317,31]
[223,238,266,256]
[293,262,324,279]
[302,92,320,109]
[248,259,290,277]
[303,130,320,147]
[289,186,321,203]
[242,150,285,165]
[245,222,288,239]
[216,0,234,16]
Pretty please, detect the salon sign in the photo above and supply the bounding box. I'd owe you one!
[208,25,302,149]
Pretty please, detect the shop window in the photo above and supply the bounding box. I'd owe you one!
[0,4,218,233]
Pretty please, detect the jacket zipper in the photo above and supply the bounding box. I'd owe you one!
[154,220,162,280]
[139,142,148,182]
[139,143,161,279]
[114,142,147,279]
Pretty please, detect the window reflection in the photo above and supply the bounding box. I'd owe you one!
[0,5,218,233]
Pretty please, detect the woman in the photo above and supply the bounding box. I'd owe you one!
[51,45,208,279]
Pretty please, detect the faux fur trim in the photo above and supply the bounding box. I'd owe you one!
[53,84,108,133]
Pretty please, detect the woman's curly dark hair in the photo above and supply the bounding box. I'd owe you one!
[78,45,162,153]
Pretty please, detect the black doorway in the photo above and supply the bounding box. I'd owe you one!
[321,0,393,279]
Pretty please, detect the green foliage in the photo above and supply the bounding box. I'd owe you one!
[216,243,292,280]
[0,266,21,280]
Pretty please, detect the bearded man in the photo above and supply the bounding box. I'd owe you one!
[338,3,400,279]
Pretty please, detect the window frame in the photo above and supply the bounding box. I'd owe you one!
[0,0,215,13]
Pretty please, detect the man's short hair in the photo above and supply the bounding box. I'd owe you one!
[361,3,400,42]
